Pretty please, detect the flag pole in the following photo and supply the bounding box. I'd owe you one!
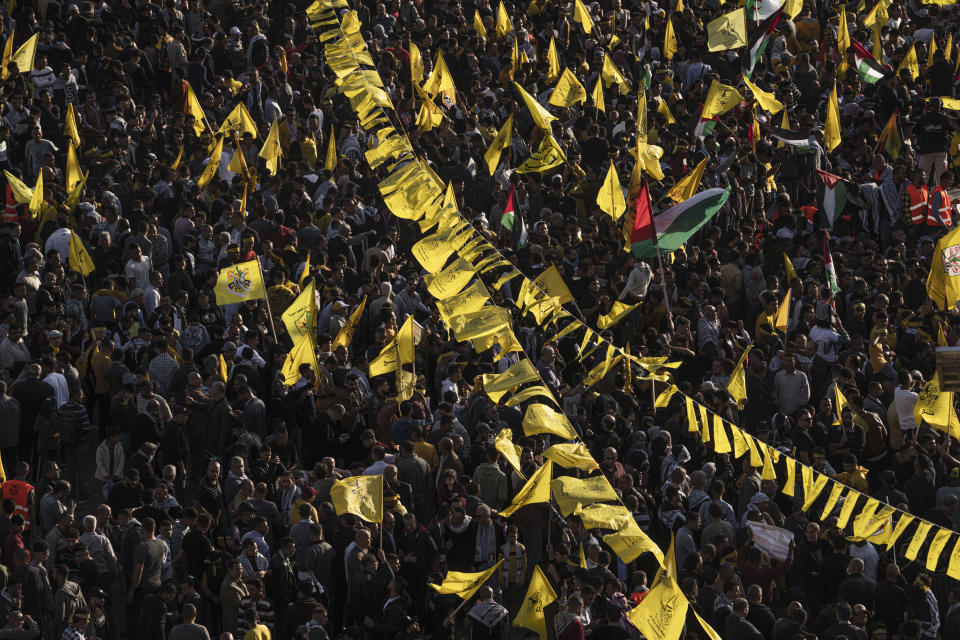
[647,178,672,317]
[257,259,279,341]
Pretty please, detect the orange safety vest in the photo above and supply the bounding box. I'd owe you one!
[907,184,929,224]
[929,185,954,227]
[1,479,33,531]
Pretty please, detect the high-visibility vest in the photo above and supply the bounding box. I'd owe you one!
[3,184,17,224]
[929,185,954,227]
[907,184,929,224]
[1,479,33,531]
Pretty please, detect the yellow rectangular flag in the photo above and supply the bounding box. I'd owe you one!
[597,300,638,329]
[523,403,579,440]
[495,429,526,479]
[281,280,317,343]
[185,84,207,136]
[259,117,282,176]
[928,224,960,311]
[330,474,383,523]
[542,443,600,472]
[332,296,366,350]
[701,80,743,120]
[825,83,841,152]
[484,114,513,176]
[5,33,37,81]
[68,232,95,276]
[217,102,259,138]
[550,474,618,516]
[66,141,82,193]
[513,566,557,639]
[500,460,553,517]
[65,103,80,148]
[707,8,747,51]
[481,359,540,403]
[667,155,708,203]
[219,354,230,382]
[213,259,266,305]
[281,333,318,386]
[197,136,224,189]
[430,560,503,601]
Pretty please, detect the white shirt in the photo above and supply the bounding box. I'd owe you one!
[619,263,652,300]
[894,386,919,431]
[125,256,152,290]
[45,228,72,263]
[44,372,69,408]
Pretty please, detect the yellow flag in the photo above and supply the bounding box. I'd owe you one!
[185,84,207,136]
[627,535,687,640]
[664,14,677,59]
[5,33,36,81]
[667,155,707,203]
[197,136,224,189]
[929,35,938,67]
[0,29,12,81]
[573,0,594,32]
[281,333,319,387]
[513,566,557,639]
[602,55,631,94]
[516,132,566,174]
[500,460,553,517]
[431,560,504,600]
[824,82,841,152]
[597,160,626,219]
[321,124,337,171]
[725,345,751,410]
[281,280,317,343]
[605,524,665,563]
[948,33,954,63]
[914,372,960,439]
[64,102,80,149]
[28,170,43,217]
[332,296,366,351]
[707,8,747,51]
[597,300,637,329]
[550,474,619,516]
[66,170,88,209]
[784,252,798,281]
[579,543,588,568]
[484,115,513,175]
[172,145,184,170]
[784,0,803,18]
[414,83,446,132]
[473,10,487,38]
[219,354,230,383]
[542,443,600,472]
[217,102,259,138]
[409,42,424,85]
[742,75,784,113]
[576,504,636,530]
[213,259,267,304]
[66,141,82,193]
[657,98,676,124]
[481,359,541,403]
[546,37,561,82]
[592,77,605,112]
[549,68,587,107]
[513,81,556,130]
[775,290,790,333]
[897,44,919,80]
[496,1,513,37]
[530,264,574,304]
[778,109,791,148]
[258,117,282,176]
[425,53,457,106]
[879,110,902,160]
[495,429,526,479]
[837,9,850,74]
[523,403,578,440]
[330,474,383,523]
[68,232,95,276]
[701,80,742,119]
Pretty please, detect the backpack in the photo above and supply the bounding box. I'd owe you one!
[56,404,79,447]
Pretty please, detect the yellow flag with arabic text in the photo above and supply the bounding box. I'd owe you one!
[430,560,504,600]
[500,460,553,517]
[513,566,557,639]
[331,474,383,523]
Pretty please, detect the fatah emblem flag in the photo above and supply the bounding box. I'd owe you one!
[281,280,318,343]
[330,475,383,523]
[513,566,557,639]
[626,535,687,640]
[214,260,267,305]
[430,561,504,601]
[707,9,747,52]
[927,223,960,310]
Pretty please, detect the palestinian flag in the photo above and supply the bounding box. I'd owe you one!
[769,127,817,152]
[628,179,656,256]
[744,11,781,78]
[746,0,784,22]
[694,117,719,139]
[500,185,527,248]
[852,40,887,84]
[817,170,847,229]
[632,187,731,257]
[823,230,840,296]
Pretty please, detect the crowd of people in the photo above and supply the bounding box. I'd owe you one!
[0,0,959,640]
